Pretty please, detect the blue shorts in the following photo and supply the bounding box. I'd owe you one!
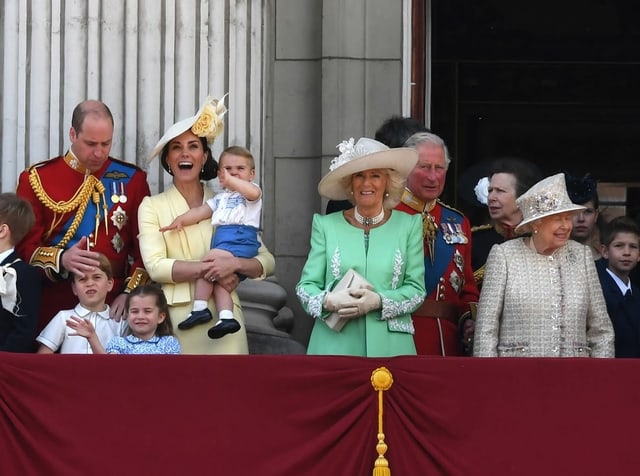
[212,224,260,259]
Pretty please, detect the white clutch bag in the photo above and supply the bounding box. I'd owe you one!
[325,269,373,332]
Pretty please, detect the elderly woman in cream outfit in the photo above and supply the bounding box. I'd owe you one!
[138,97,274,354]
[473,173,614,358]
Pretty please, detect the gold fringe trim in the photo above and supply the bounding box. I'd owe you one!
[371,367,393,476]
[401,188,437,265]
[473,264,486,286]
[123,268,150,293]
[29,246,65,280]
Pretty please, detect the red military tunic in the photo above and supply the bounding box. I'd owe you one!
[16,152,151,332]
[396,189,479,355]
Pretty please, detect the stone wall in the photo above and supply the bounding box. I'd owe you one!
[270,0,410,347]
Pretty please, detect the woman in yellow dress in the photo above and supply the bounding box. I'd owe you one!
[138,97,274,354]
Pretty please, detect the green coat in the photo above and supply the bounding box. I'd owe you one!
[296,211,426,356]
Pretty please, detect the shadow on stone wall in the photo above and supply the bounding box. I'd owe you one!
[236,277,307,354]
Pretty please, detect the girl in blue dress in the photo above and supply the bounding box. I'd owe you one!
[67,284,181,354]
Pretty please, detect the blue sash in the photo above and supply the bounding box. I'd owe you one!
[52,160,134,248]
[424,206,460,295]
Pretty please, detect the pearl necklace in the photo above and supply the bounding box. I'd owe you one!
[354,207,385,227]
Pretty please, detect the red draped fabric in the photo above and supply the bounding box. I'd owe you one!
[1,354,639,475]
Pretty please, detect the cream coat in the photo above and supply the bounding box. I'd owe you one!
[473,238,614,357]
[138,185,274,354]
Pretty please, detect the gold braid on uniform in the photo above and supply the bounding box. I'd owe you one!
[28,168,107,248]
[400,188,437,265]
[473,264,486,287]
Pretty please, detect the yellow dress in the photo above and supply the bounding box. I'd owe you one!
[138,185,274,354]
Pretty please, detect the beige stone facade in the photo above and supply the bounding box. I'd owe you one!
[0,0,414,347]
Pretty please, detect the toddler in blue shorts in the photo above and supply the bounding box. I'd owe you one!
[160,146,262,339]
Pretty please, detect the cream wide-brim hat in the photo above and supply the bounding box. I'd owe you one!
[515,172,586,233]
[317,137,418,200]
[146,95,228,166]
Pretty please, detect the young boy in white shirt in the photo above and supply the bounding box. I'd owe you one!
[37,253,124,354]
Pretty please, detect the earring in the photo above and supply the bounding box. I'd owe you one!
[384,192,390,197]
[533,229,538,234]
[168,166,173,175]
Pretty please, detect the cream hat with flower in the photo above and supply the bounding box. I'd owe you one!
[317,137,418,200]
[515,173,585,233]
[146,95,228,165]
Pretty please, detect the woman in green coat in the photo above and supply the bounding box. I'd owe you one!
[296,137,426,356]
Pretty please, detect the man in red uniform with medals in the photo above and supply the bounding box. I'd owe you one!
[396,131,479,355]
[16,100,151,333]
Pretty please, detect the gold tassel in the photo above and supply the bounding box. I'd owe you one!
[92,191,101,245]
[371,367,393,476]
[95,181,109,235]
[422,212,437,266]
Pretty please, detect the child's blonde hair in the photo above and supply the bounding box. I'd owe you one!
[220,145,255,169]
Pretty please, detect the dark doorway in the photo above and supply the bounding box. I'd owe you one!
[417,0,640,218]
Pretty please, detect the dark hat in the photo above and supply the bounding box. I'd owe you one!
[458,161,493,206]
[564,173,598,205]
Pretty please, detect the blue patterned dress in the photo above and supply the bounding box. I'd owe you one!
[105,334,181,354]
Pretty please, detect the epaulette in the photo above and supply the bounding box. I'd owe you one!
[437,199,465,217]
[26,156,64,171]
[471,224,493,233]
[473,264,486,286]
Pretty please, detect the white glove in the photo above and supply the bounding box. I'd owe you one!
[323,289,357,312]
[337,288,381,318]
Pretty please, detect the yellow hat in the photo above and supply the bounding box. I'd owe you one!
[147,95,228,167]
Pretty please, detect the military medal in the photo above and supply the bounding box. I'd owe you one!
[441,222,454,244]
[111,233,124,253]
[455,223,468,244]
[449,270,462,293]
[110,206,127,231]
[119,182,128,203]
[111,183,120,203]
[453,249,464,272]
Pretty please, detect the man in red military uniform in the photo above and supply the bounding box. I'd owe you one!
[16,100,150,333]
[396,131,479,355]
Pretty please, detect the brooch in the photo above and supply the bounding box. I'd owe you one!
[449,270,462,293]
[453,249,465,272]
[110,206,127,231]
[111,233,124,254]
